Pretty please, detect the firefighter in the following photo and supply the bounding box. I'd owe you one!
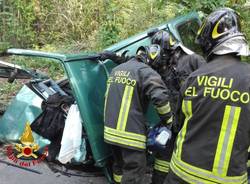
[103,44,173,184]
[164,7,250,184]
[149,30,206,184]
[150,30,205,112]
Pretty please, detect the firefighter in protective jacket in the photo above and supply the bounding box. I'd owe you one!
[164,8,250,184]
[103,45,173,184]
[149,30,206,184]
[150,30,205,113]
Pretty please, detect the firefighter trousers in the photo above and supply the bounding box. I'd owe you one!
[163,168,189,184]
[111,145,147,184]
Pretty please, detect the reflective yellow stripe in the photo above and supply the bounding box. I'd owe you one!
[104,126,146,149]
[117,86,129,130]
[170,158,215,184]
[171,103,245,183]
[197,20,206,36]
[104,126,146,142]
[221,106,241,176]
[155,158,169,167]
[117,86,134,131]
[176,100,192,158]
[247,160,250,168]
[154,159,169,173]
[104,132,146,149]
[213,105,241,176]
[171,153,248,184]
[169,35,176,46]
[113,173,122,183]
[212,19,226,39]
[166,115,173,124]
[156,102,171,115]
[104,83,111,121]
[154,165,169,173]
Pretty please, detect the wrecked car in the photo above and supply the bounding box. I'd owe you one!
[0,12,201,183]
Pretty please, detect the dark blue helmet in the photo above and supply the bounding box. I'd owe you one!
[136,44,163,69]
[151,30,178,53]
[196,8,245,57]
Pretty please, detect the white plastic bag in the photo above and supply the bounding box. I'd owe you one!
[58,104,82,164]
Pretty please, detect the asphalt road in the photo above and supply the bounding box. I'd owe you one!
[0,144,152,184]
[0,161,108,184]
[0,145,108,184]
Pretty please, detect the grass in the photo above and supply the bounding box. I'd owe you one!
[0,79,23,113]
[9,56,64,80]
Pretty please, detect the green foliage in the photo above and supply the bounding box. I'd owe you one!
[178,0,228,13]
[0,0,250,110]
[96,1,122,49]
[0,80,23,96]
[0,42,11,52]
[0,0,249,51]
[234,1,250,42]
[10,55,64,80]
[96,0,185,50]
[0,80,23,113]
[0,0,37,47]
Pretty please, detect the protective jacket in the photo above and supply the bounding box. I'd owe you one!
[152,48,205,180]
[171,55,250,184]
[159,47,205,117]
[104,57,172,151]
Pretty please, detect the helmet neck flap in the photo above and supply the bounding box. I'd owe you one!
[196,7,248,58]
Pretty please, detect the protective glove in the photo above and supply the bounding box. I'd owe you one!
[99,50,129,64]
[147,28,160,37]
[147,124,172,152]
[99,50,118,61]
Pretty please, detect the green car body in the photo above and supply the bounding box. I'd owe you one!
[0,12,201,182]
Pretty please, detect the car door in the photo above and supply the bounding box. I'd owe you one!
[0,60,32,82]
[167,11,202,54]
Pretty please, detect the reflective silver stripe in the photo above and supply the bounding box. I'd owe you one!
[117,86,134,131]
[218,106,236,175]
[213,106,241,176]
[171,153,247,184]
[104,83,111,121]
[156,102,171,115]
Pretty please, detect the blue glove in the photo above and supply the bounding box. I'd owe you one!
[147,126,172,152]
